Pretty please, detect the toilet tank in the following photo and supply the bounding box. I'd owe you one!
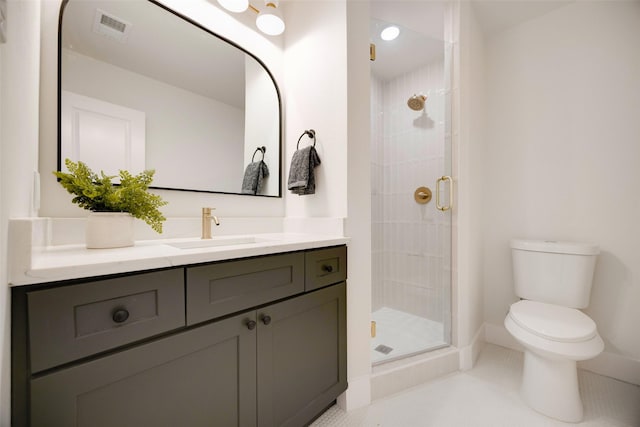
[511,239,599,308]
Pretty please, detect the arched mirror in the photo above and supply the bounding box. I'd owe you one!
[58,0,282,196]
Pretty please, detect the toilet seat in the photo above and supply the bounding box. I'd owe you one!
[509,300,596,343]
[505,303,604,362]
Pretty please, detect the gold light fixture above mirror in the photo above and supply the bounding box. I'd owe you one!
[217,0,285,36]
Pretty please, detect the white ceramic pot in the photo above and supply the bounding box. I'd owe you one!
[86,212,135,249]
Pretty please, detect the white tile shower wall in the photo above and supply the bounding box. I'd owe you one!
[371,58,448,322]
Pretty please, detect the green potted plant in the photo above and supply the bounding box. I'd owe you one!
[54,159,168,248]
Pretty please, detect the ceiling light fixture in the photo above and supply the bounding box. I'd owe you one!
[380,25,400,41]
[217,0,249,13]
[255,1,285,36]
[217,0,285,36]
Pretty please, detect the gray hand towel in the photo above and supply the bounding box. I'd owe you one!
[241,160,269,195]
[287,146,321,195]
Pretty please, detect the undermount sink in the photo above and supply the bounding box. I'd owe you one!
[166,236,263,249]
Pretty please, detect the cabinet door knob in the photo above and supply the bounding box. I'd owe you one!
[322,265,334,273]
[261,315,272,325]
[112,308,130,324]
[246,320,257,330]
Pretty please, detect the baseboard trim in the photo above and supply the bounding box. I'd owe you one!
[459,324,486,370]
[484,322,640,386]
[484,322,523,352]
[579,349,640,386]
[337,374,371,411]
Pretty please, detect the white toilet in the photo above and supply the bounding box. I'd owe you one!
[504,239,604,423]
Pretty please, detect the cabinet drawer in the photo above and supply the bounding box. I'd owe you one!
[304,246,347,291]
[186,252,304,325]
[28,269,185,373]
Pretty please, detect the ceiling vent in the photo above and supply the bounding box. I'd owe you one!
[92,9,131,43]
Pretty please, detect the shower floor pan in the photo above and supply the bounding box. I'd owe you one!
[371,307,447,365]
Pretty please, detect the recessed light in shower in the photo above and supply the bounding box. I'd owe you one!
[380,25,400,41]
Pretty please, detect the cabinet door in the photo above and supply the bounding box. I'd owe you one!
[257,282,347,427]
[31,312,258,427]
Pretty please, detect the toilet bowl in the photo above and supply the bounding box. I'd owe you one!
[505,300,604,422]
[505,239,602,423]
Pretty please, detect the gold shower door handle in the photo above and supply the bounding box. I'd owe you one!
[436,176,453,211]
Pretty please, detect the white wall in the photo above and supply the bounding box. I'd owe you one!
[39,0,286,220]
[454,0,486,367]
[483,1,640,378]
[345,0,373,409]
[282,1,348,219]
[0,1,42,424]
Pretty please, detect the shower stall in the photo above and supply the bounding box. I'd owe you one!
[370,7,452,365]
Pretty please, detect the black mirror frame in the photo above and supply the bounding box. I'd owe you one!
[57,0,283,197]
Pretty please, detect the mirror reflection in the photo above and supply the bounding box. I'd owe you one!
[59,0,282,196]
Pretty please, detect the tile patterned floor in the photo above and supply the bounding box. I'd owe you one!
[312,344,640,427]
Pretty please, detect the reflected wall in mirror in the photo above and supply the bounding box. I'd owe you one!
[59,0,282,196]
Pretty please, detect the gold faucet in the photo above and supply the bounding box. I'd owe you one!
[201,207,220,239]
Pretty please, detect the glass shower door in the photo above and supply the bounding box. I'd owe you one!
[370,19,452,364]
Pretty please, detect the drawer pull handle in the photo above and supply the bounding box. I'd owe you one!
[322,265,334,273]
[261,315,272,325]
[246,320,257,330]
[112,309,130,324]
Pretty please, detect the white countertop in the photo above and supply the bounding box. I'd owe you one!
[10,233,349,286]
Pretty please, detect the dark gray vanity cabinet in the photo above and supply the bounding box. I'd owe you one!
[12,245,347,427]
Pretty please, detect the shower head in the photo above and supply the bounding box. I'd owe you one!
[407,94,427,111]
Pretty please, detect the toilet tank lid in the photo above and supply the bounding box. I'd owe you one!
[510,239,599,255]
[509,300,597,343]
